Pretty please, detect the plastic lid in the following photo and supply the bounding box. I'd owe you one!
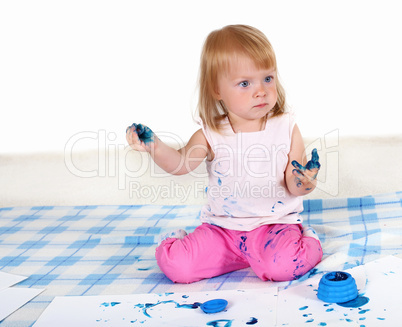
[200,299,228,313]
[317,271,358,303]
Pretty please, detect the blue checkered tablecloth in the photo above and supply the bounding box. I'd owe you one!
[1,192,402,326]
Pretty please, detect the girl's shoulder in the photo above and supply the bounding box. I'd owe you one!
[198,115,231,135]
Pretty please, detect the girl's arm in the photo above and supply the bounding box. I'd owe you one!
[126,124,209,175]
[285,124,320,196]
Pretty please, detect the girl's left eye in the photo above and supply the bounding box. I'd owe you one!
[265,76,273,83]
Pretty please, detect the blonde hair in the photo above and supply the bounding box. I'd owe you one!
[197,25,287,132]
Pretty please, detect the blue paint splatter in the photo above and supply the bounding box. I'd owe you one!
[134,300,202,318]
[305,318,314,323]
[264,239,273,250]
[206,319,233,327]
[214,170,226,176]
[359,309,370,314]
[271,201,284,212]
[318,323,327,326]
[299,306,308,310]
[246,317,258,325]
[337,295,370,308]
[218,177,222,186]
[100,302,121,307]
[307,268,319,278]
[239,235,247,252]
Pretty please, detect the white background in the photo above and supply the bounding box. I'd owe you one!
[1,0,401,154]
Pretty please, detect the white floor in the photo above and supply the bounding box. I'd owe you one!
[1,136,401,207]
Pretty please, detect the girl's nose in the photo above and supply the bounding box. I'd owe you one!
[254,84,267,97]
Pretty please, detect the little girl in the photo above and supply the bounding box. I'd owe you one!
[126,25,322,283]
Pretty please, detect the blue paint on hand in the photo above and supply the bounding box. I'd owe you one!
[292,148,321,172]
[128,123,154,144]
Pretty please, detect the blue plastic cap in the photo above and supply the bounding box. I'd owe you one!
[317,271,358,303]
[201,299,228,313]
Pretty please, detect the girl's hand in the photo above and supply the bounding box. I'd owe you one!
[126,123,155,152]
[291,148,320,189]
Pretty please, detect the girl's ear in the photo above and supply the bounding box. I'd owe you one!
[212,87,222,100]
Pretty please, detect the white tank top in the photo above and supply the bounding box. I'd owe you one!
[199,113,303,231]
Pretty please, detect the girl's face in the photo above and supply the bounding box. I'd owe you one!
[216,56,278,131]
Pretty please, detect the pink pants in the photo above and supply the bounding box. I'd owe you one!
[155,223,322,284]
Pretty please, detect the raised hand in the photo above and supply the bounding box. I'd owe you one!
[291,148,320,189]
[126,123,155,152]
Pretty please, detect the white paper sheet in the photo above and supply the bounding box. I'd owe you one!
[0,271,27,290]
[33,288,277,327]
[0,287,44,322]
[33,256,402,326]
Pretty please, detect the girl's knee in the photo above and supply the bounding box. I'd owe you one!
[255,236,323,282]
[155,238,206,284]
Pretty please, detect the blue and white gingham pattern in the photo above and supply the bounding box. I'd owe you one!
[1,192,402,326]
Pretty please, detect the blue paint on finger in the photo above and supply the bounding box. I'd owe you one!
[306,148,321,170]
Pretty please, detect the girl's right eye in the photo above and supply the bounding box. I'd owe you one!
[239,81,249,87]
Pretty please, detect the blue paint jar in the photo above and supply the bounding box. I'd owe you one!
[317,271,358,303]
